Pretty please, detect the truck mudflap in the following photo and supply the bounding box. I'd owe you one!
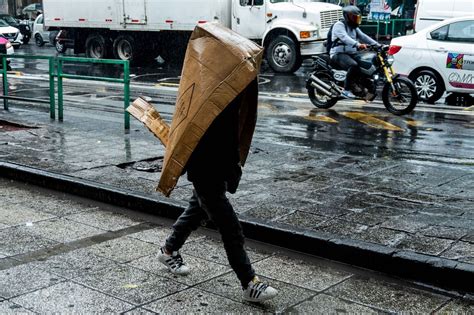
[300,40,325,56]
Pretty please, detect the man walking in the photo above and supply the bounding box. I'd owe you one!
[155,23,278,303]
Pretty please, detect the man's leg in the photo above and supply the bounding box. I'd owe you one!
[165,190,207,252]
[193,181,255,288]
[333,53,359,91]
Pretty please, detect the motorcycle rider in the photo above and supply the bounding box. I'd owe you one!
[330,5,379,98]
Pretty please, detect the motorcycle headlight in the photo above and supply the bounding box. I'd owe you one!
[387,56,395,66]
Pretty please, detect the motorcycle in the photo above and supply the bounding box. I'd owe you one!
[306,45,418,116]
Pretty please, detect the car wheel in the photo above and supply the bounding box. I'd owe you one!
[34,34,44,47]
[85,33,110,59]
[266,35,302,73]
[412,70,444,104]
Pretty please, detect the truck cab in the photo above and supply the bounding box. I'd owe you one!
[233,0,342,72]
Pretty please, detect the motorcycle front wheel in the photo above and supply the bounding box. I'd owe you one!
[382,76,418,115]
[307,72,338,109]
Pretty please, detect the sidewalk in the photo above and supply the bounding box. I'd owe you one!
[0,95,473,293]
[1,177,473,313]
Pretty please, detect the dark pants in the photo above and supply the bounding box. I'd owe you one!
[332,53,360,90]
[165,180,255,288]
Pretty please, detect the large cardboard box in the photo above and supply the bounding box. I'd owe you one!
[129,22,263,196]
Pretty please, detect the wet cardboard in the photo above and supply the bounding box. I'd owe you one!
[158,22,263,196]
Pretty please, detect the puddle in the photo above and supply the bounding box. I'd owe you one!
[0,120,39,132]
[116,157,164,172]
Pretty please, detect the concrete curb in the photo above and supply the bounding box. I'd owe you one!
[1,161,473,294]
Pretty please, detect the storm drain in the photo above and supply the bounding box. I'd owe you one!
[0,120,39,132]
[116,157,164,172]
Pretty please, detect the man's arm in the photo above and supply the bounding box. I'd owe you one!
[356,29,378,45]
[332,22,358,48]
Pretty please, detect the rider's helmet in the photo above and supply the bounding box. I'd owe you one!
[343,5,362,28]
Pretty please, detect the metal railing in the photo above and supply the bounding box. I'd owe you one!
[1,55,56,119]
[361,18,415,39]
[0,54,131,130]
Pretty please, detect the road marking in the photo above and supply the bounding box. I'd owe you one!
[464,106,474,111]
[305,114,338,123]
[155,82,180,88]
[342,112,404,131]
[405,118,423,127]
[287,92,307,98]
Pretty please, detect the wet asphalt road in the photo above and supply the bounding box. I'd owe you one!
[6,43,474,168]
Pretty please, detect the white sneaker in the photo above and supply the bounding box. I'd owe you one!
[157,247,190,276]
[242,276,278,302]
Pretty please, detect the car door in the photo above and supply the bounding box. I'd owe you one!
[232,0,266,40]
[426,19,474,92]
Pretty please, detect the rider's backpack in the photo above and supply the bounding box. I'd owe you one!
[325,20,354,54]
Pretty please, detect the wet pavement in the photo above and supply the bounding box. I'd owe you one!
[1,178,473,313]
[1,43,474,294]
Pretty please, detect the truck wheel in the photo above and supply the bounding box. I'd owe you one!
[266,35,302,73]
[113,35,140,62]
[85,34,109,59]
[55,40,67,53]
[35,34,44,47]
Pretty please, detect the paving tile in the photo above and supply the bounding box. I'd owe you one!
[317,219,369,237]
[123,307,157,315]
[18,217,106,243]
[396,235,454,256]
[181,236,271,266]
[0,300,35,314]
[440,241,474,264]
[87,237,159,263]
[196,272,316,313]
[436,299,474,314]
[11,281,134,313]
[0,203,55,226]
[16,196,98,217]
[74,264,188,305]
[381,214,433,233]
[327,276,449,313]
[129,254,230,286]
[65,209,143,231]
[354,227,407,247]
[0,226,58,256]
[0,223,8,230]
[290,293,381,314]
[127,227,204,245]
[0,264,64,299]
[240,205,294,221]
[275,211,328,230]
[29,247,119,279]
[142,288,260,313]
[421,225,469,240]
[252,255,352,292]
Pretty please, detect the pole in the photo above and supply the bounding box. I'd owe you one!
[49,57,55,119]
[2,56,8,110]
[123,60,130,130]
[57,59,63,121]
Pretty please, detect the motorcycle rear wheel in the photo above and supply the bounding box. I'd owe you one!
[307,72,338,109]
[382,76,418,115]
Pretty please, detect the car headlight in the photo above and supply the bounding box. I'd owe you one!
[300,30,319,39]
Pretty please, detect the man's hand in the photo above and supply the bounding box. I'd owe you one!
[358,43,368,50]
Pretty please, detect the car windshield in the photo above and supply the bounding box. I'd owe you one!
[0,20,10,27]
[0,15,17,24]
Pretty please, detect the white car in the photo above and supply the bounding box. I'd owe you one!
[0,19,22,47]
[390,16,474,104]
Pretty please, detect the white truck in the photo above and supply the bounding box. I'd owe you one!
[43,0,342,73]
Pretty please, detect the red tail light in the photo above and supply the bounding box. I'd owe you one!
[388,45,402,55]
